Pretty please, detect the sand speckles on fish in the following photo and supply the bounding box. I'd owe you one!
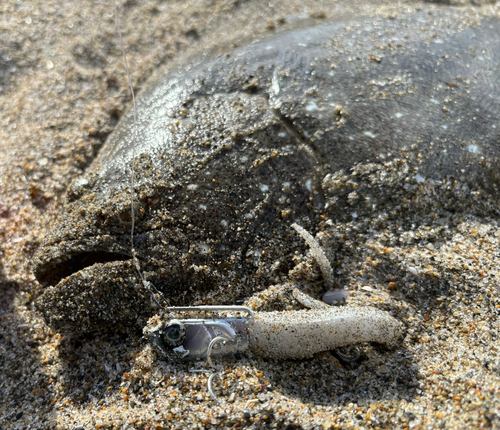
[33,9,500,333]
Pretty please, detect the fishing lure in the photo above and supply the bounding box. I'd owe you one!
[144,303,403,401]
[144,304,403,362]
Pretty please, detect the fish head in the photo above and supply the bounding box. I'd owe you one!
[33,11,500,332]
[33,66,321,332]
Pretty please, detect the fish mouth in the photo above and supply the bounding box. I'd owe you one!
[34,253,145,333]
[33,237,133,287]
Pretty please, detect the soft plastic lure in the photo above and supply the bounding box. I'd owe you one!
[144,304,403,401]
[144,304,403,362]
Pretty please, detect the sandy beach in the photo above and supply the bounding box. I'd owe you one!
[1,0,500,428]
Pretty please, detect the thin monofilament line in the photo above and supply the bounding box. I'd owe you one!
[112,0,170,309]
[112,0,138,258]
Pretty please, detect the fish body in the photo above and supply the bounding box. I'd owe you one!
[34,10,500,332]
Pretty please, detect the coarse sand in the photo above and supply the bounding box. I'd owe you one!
[1,1,500,429]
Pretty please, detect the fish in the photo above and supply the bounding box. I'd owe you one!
[33,9,500,333]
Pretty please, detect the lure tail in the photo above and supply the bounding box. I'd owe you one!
[247,306,404,359]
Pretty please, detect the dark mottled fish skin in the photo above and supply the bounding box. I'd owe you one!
[33,10,500,332]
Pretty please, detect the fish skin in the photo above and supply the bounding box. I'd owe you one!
[33,10,500,332]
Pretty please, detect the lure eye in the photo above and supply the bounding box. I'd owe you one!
[166,326,181,341]
[160,321,186,348]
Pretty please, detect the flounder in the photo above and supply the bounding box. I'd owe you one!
[34,10,500,332]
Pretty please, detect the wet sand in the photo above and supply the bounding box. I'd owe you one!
[1,1,500,428]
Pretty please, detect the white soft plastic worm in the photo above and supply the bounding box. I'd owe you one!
[247,306,403,359]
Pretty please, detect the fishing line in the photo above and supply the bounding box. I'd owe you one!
[112,0,169,309]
